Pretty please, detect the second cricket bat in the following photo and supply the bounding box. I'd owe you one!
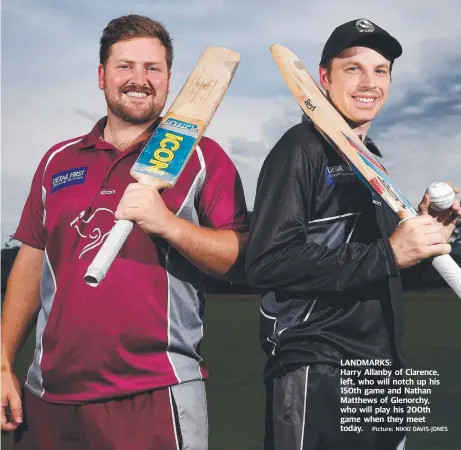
[84,47,240,286]
[270,44,461,299]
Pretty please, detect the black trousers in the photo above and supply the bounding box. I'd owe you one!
[264,365,406,450]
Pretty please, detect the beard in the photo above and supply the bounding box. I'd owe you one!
[104,85,164,125]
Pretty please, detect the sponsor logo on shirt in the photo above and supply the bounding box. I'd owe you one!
[325,165,356,185]
[52,167,88,193]
[372,192,382,206]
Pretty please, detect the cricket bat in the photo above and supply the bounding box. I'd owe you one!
[84,47,240,287]
[270,44,461,298]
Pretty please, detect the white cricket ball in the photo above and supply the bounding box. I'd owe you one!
[426,182,456,211]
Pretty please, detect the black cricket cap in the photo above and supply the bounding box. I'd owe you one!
[320,18,402,65]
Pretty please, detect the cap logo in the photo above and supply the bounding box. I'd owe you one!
[355,19,375,33]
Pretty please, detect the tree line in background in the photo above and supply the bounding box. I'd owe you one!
[2,221,461,296]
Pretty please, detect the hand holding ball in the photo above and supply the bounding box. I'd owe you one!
[426,182,456,211]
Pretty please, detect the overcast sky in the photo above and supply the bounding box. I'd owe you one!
[2,0,460,245]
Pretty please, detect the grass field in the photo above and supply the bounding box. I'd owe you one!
[2,290,460,449]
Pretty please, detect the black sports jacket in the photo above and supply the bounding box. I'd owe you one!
[246,121,406,382]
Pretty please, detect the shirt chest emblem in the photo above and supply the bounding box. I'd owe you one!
[52,167,88,193]
[325,165,357,185]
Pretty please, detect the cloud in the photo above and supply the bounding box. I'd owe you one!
[374,52,461,135]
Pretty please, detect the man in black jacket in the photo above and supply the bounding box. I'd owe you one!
[246,19,460,450]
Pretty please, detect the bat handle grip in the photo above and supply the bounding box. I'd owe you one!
[84,219,134,287]
[432,254,461,299]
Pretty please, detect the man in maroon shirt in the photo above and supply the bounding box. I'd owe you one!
[1,15,249,450]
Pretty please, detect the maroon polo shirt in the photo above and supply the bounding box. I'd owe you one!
[14,117,249,404]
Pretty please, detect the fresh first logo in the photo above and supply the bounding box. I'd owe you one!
[52,167,88,193]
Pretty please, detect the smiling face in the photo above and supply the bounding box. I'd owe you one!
[319,46,392,127]
[98,37,170,125]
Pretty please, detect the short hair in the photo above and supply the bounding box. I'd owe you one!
[99,15,174,70]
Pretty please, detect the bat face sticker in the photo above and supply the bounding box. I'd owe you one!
[132,119,197,183]
[369,177,385,195]
[304,99,316,112]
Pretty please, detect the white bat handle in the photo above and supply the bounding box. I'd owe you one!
[431,254,461,298]
[84,219,134,287]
